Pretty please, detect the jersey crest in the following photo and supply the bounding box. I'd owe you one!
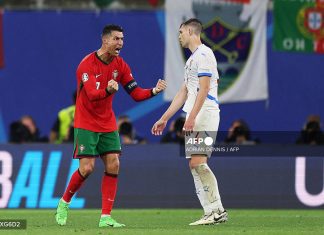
[112,70,118,80]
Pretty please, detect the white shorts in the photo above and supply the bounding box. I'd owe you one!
[185,107,220,158]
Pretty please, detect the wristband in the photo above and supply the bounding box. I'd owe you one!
[105,88,112,95]
[152,88,158,95]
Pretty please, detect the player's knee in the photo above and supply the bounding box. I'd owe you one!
[80,163,95,177]
[189,161,206,170]
[106,156,120,172]
[189,156,207,169]
[110,158,120,171]
[189,161,200,169]
[189,159,201,169]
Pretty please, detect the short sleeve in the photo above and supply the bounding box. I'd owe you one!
[197,52,213,78]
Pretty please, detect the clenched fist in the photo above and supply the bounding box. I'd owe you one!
[107,80,119,94]
[153,79,167,95]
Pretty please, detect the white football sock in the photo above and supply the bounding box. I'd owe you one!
[195,163,224,213]
[101,214,110,218]
[61,198,70,204]
[191,168,212,215]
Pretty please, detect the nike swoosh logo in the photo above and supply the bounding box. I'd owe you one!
[95,74,102,78]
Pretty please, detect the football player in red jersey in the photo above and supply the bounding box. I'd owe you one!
[55,24,167,228]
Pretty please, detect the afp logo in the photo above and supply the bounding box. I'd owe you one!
[186,136,214,146]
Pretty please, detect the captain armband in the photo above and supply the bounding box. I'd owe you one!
[123,80,138,94]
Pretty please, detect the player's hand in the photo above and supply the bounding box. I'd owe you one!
[151,119,167,135]
[183,117,195,136]
[107,80,119,94]
[153,79,167,95]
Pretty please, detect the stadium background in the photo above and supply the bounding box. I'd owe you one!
[0,2,323,141]
[0,0,323,214]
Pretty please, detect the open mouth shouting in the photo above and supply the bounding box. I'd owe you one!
[114,47,122,55]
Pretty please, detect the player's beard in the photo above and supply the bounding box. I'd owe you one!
[108,46,121,57]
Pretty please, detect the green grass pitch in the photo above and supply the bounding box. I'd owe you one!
[1,209,324,235]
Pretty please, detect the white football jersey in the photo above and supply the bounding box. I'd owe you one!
[182,44,220,113]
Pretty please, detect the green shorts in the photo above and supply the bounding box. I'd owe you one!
[73,128,121,159]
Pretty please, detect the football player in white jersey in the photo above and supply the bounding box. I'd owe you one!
[152,18,227,225]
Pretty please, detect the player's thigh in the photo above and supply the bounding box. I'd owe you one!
[185,109,220,159]
[194,108,220,132]
[195,108,219,145]
[97,131,122,156]
[73,128,100,158]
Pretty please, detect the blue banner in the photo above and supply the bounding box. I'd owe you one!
[0,144,323,209]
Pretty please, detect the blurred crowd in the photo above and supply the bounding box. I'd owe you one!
[0,0,274,10]
[0,0,165,10]
[8,101,324,146]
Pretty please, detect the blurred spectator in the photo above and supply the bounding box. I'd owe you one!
[1,0,165,10]
[117,114,130,129]
[117,115,147,144]
[21,115,48,142]
[50,91,76,143]
[9,115,48,143]
[225,119,255,145]
[160,116,185,145]
[296,115,324,145]
[9,121,31,143]
[306,114,321,124]
[119,121,147,144]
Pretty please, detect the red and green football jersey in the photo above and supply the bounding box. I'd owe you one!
[74,52,134,132]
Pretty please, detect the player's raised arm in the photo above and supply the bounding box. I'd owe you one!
[123,77,166,102]
[151,83,187,135]
[119,62,166,102]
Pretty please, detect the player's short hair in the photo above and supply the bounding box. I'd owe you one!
[180,18,203,35]
[102,24,123,37]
